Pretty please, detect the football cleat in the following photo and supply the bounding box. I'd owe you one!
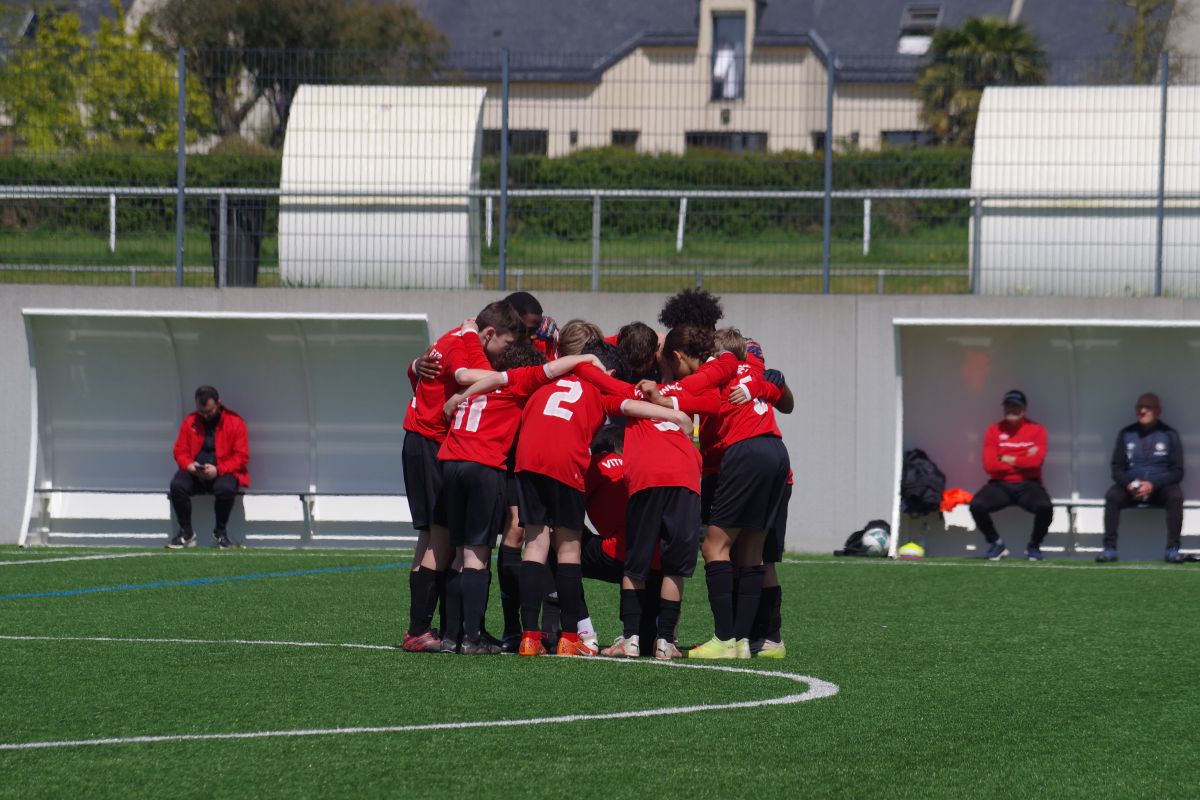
[401,629,442,653]
[752,639,787,659]
[735,638,752,660]
[165,530,196,549]
[460,636,502,655]
[600,634,640,658]
[518,631,547,657]
[653,638,683,660]
[687,636,738,659]
[556,632,597,657]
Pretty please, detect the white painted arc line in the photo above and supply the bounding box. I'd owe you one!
[780,558,1199,573]
[0,635,839,751]
[0,553,163,567]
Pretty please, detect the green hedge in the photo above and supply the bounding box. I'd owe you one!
[0,146,970,238]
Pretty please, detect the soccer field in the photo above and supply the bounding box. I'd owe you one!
[0,547,1196,799]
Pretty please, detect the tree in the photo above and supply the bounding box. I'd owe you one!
[150,0,447,145]
[1101,0,1189,84]
[916,17,1047,146]
[0,10,89,151]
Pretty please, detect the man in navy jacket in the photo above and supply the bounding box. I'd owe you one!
[1098,393,1185,563]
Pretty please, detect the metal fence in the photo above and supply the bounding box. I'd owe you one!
[0,44,1197,295]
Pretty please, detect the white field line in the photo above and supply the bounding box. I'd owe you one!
[0,635,839,752]
[0,553,164,567]
[780,558,1199,573]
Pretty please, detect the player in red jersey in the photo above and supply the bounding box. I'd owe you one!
[689,328,790,660]
[496,319,603,652]
[504,291,559,360]
[400,302,524,653]
[433,343,606,654]
[577,324,723,659]
[514,338,691,657]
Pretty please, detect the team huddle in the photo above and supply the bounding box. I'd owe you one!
[399,289,793,660]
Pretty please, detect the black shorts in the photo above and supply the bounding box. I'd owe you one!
[438,460,506,548]
[709,436,790,531]
[402,431,443,531]
[625,486,701,581]
[516,471,586,531]
[700,472,719,525]
[763,482,791,563]
[506,471,520,508]
[581,532,624,584]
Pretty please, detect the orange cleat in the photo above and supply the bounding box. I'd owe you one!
[556,632,598,657]
[518,630,547,657]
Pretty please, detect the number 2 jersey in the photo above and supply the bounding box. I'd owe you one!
[515,375,610,492]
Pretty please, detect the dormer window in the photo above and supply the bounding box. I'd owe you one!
[897,4,942,55]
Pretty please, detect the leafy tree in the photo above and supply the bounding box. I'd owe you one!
[1101,0,1188,84]
[151,0,446,144]
[0,10,88,151]
[916,17,1047,146]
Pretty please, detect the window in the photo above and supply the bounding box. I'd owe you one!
[482,129,549,157]
[882,130,936,148]
[685,131,767,153]
[611,130,639,149]
[811,131,826,152]
[897,4,942,55]
[711,13,746,101]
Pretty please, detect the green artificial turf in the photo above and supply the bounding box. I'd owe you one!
[0,547,1196,799]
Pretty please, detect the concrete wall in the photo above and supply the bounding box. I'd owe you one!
[3,285,1197,551]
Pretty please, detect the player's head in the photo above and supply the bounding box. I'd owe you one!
[498,340,547,370]
[590,423,624,456]
[503,291,543,336]
[194,385,221,419]
[659,288,723,331]
[713,327,746,360]
[558,319,603,356]
[617,321,660,381]
[476,301,526,364]
[1001,389,1027,424]
[583,339,632,383]
[663,324,713,379]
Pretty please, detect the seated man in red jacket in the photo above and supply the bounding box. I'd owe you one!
[969,390,1051,561]
[167,385,251,549]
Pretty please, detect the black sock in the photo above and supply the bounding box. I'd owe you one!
[519,561,549,631]
[407,567,439,635]
[498,545,523,637]
[443,570,463,643]
[555,563,583,634]
[542,561,561,638]
[431,569,447,632]
[763,585,783,642]
[733,565,765,641]
[705,561,735,641]
[460,568,489,641]
[656,599,681,642]
[620,588,644,639]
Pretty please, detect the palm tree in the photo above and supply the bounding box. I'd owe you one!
[916,17,1047,146]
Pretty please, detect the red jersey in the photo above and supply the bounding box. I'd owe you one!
[716,360,782,447]
[576,364,720,495]
[403,327,491,444]
[586,452,628,558]
[675,352,743,475]
[437,365,553,470]
[515,375,608,491]
[982,418,1047,483]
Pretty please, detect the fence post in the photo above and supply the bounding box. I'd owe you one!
[676,196,688,252]
[1154,51,1169,297]
[591,193,601,292]
[862,197,871,256]
[175,48,186,287]
[821,51,835,294]
[109,193,116,253]
[498,49,511,291]
[218,191,228,288]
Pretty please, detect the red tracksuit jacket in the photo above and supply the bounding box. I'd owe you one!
[172,409,251,487]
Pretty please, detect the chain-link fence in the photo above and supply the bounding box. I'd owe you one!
[1,44,1196,294]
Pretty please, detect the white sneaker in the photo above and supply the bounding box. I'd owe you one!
[654,638,683,659]
[600,634,639,658]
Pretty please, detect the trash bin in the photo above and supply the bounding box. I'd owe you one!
[208,197,266,287]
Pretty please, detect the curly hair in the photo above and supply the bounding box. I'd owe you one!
[582,339,632,383]
[662,324,714,362]
[498,340,547,370]
[616,321,660,381]
[557,319,604,356]
[658,288,723,330]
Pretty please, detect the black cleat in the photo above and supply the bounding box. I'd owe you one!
[214,531,238,549]
[460,636,502,655]
[166,530,196,549]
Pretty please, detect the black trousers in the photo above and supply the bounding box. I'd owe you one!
[1103,482,1183,550]
[969,480,1053,546]
[169,469,238,532]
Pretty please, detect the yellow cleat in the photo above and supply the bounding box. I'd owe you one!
[754,639,787,659]
[687,636,738,659]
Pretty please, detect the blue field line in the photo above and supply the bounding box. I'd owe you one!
[0,561,411,601]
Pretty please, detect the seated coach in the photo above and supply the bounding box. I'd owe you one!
[1097,393,1185,564]
[166,385,250,550]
